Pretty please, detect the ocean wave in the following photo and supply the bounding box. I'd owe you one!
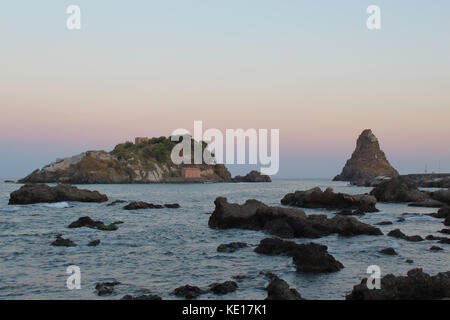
[40,202,71,208]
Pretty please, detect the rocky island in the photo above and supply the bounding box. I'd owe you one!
[333,129,399,185]
[19,136,233,184]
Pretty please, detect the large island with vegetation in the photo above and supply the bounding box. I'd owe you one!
[19,136,233,184]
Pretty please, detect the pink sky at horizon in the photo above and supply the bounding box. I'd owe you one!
[1,1,449,178]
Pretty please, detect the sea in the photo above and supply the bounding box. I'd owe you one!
[0,179,448,300]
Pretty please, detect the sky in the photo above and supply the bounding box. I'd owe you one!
[1,0,449,179]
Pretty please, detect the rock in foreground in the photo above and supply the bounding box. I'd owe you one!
[346,268,450,300]
[281,187,378,212]
[387,229,424,242]
[9,184,108,205]
[370,177,428,203]
[208,281,238,295]
[263,273,304,300]
[255,238,344,273]
[208,197,382,239]
[333,129,398,183]
[171,285,205,299]
[51,235,76,247]
[68,216,119,231]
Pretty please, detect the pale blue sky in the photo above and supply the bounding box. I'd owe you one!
[1,1,449,178]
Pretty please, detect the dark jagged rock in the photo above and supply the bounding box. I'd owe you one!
[171,285,205,299]
[370,177,429,203]
[123,201,164,210]
[164,203,181,208]
[387,229,423,242]
[425,235,448,241]
[430,206,450,219]
[430,246,444,251]
[68,216,118,231]
[121,294,162,300]
[51,235,76,247]
[375,221,393,226]
[396,217,406,222]
[379,248,397,255]
[217,242,247,253]
[281,187,378,212]
[208,281,238,295]
[209,197,382,239]
[95,281,121,296]
[333,129,398,183]
[440,229,450,235]
[255,238,344,273]
[405,259,414,264]
[88,239,101,247]
[107,200,126,206]
[430,189,450,206]
[4,180,15,183]
[233,171,271,183]
[263,273,304,300]
[445,216,450,227]
[438,238,450,244]
[346,268,450,300]
[9,183,108,205]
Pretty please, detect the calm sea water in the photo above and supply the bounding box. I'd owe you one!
[0,179,448,300]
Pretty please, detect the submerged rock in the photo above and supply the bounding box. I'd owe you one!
[121,294,162,300]
[9,183,108,205]
[263,273,304,300]
[346,268,450,300]
[378,248,397,255]
[68,216,118,231]
[409,199,445,208]
[170,285,205,299]
[164,203,181,208]
[208,197,382,239]
[88,239,101,247]
[281,187,378,212]
[233,171,271,183]
[430,246,444,251]
[96,281,121,296]
[123,201,164,210]
[387,229,423,242]
[217,242,248,253]
[51,235,76,247]
[255,238,344,273]
[333,129,398,183]
[208,281,238,295]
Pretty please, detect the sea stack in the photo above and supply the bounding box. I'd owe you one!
[333,129,398,184]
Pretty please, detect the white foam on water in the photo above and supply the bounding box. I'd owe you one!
[41,202,71,208]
